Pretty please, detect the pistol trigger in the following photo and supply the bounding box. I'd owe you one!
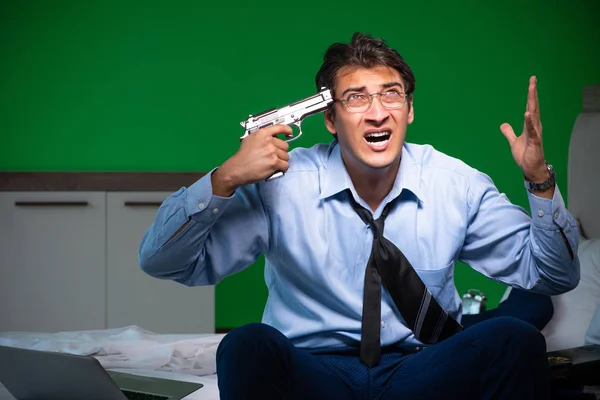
[240,130,251,141]
[287,121,303,143]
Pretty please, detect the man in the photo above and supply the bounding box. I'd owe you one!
[139,32,580,399]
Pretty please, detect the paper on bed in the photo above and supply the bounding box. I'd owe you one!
[0,325,225,376]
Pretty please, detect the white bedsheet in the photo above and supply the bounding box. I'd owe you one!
[0,325,225,376]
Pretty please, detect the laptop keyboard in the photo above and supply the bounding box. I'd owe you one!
[121,389,169,400]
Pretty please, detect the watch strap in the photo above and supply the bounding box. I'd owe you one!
[524,162,556,192]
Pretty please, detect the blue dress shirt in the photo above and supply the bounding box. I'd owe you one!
[139,140,580,348]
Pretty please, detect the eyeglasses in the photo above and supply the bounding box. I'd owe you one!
[335,90,407,113]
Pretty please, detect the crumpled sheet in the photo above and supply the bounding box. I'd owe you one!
[0,325,225,376]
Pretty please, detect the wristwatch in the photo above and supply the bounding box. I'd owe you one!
[524,162,556,192]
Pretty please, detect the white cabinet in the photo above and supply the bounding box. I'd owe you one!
[0,191,214,334]
[106,192,214,334]
[0,192,107,332]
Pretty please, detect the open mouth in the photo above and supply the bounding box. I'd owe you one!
[364,130,391,147]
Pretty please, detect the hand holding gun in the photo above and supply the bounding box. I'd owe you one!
[239,87,333,180]
[211,88,333,197]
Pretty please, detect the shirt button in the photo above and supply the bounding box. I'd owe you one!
[212,208,219,214]
[198,203,205,210]
[381,320,386,328]
[538,210,544,217]
[554,211,559,219]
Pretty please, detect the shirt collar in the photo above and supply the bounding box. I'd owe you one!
[318,140,425,204]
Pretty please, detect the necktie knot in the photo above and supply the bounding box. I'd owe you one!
[372,217,385,240]
[346,190,392,236]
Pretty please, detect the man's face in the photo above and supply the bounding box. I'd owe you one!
[325,65,414,175]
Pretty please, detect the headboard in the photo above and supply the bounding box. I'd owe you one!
[568,85,600,240]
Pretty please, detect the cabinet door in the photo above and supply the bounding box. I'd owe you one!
[106,192,214,334]
[0,192,107,332]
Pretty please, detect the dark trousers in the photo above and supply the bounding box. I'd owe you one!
[461,288,554,330]
[216,290,554,399]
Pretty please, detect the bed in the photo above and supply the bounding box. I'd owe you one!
[0,326,223,399]
[1,88,598,400]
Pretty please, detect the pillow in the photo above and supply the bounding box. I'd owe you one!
[541,238,600,351]
[585,300,600,345]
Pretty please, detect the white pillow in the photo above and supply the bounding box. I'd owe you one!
[585,299,600,345]
[542,238,600,351]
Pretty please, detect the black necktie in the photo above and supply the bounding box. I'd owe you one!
[347,191,463,367]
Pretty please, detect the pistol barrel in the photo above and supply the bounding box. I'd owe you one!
[241,88,332,132]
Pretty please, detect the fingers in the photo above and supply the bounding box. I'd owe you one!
[259,124,292,150]
[267,148,290,177]
[525,111,541,142]
[525,76,542,139]
[276,147,290,162]
[500,122,517,145]
[526,76,539,115]
[262,123,294,139]
[237,124,292,181]
[256,124,293,148]
[268,145,290,175]
[276,158,290,174]
[257,125,291,175]
[272,136,290,152]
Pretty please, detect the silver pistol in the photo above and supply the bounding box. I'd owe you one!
[239,87,333,180]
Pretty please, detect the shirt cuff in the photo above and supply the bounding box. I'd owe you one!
[527,183,569,230]
[185,167,234,223]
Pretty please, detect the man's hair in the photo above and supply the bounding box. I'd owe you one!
[315,32,416,114]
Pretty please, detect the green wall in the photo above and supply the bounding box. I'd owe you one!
[2,1,599,329]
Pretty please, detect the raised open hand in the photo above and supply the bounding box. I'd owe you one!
[500,76,550,184]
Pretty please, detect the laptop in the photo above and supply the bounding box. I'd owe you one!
[0,345,203,400]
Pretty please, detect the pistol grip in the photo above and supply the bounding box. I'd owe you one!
[266,171,284,181]
[264,121,302,181]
